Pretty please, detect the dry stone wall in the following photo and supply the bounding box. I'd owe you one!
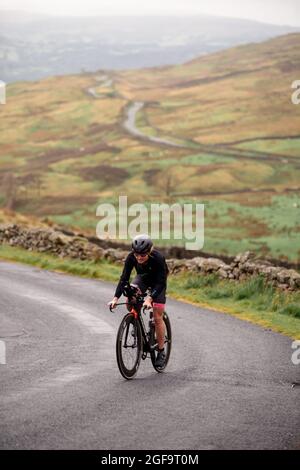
[1,223,299,291]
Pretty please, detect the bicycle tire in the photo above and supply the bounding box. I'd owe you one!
[116,313,142,380]
[150,312,172,373]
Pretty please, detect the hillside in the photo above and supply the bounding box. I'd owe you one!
[117,33,300,145]
[0,33,299,262]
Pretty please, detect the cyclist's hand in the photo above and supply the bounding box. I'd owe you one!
[143,296,153,309]
[108,297,118,310]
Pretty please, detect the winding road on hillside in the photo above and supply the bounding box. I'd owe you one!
[84,75,299,167]
[121,99,299,168]
[85,74,114,99]
[123,101,187,148]
[0,260,299,450]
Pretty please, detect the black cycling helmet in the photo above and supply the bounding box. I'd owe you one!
[131,234,153,254]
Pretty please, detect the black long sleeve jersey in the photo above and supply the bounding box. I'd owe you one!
[114,249,169,300]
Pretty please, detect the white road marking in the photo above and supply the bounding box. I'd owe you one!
[20,292,114,335]
[1,280,115,399]
[1,275,114,335]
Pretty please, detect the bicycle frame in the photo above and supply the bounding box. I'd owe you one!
[111,284,158,356]
[125,303,157,356]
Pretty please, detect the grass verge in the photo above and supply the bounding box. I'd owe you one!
[0,244,299,339]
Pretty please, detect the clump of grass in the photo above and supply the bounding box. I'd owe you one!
[183,273,219,289]
[0,244,121,282]
[279,304,300,319]
[233,275,269,300]
[207,286,234,299]
[271,290,286,312]
[181,271,300,323]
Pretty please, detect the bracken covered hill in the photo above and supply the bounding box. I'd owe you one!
[0,33,299,262]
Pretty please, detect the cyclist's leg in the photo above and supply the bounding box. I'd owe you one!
[130,274,148,296]
[125,275,148,310]
[153,305,165,350]
[152,288,167,350]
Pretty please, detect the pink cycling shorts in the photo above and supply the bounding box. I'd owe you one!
[153,302,165,309]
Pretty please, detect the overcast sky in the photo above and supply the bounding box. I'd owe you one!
[1,0,300,26]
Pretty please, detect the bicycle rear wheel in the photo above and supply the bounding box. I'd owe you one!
[150,311,172,372]
[116,313,142,380]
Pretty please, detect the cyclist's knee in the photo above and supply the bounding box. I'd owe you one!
[130,283,142,295]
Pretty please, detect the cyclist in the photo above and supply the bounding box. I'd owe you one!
[108,234,169,368]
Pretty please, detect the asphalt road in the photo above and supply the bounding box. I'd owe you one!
[123,101,186,148]
[0,260,299,450]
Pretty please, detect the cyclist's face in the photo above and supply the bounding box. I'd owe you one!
[134,252,149,264]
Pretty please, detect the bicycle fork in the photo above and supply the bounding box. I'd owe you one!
[123,315,138,349]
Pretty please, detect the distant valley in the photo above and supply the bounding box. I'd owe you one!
[1,11,299,83]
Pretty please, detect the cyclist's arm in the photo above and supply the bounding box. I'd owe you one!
[114,253,134,298]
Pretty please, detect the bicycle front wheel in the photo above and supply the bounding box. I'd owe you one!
[116,313,142,380]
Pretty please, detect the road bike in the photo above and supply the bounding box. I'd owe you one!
[110,283,172,380]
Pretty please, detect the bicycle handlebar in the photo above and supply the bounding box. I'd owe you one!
[109,283,153,313]
[109,301,127,312]
[109,300,152,313]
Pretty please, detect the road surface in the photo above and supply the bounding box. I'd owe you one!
[123,101,187,148]
[0,260,299,450]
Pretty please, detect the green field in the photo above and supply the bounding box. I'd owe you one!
[0,33,300,262]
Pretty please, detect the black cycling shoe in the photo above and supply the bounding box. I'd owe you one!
[155,349,166,368]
